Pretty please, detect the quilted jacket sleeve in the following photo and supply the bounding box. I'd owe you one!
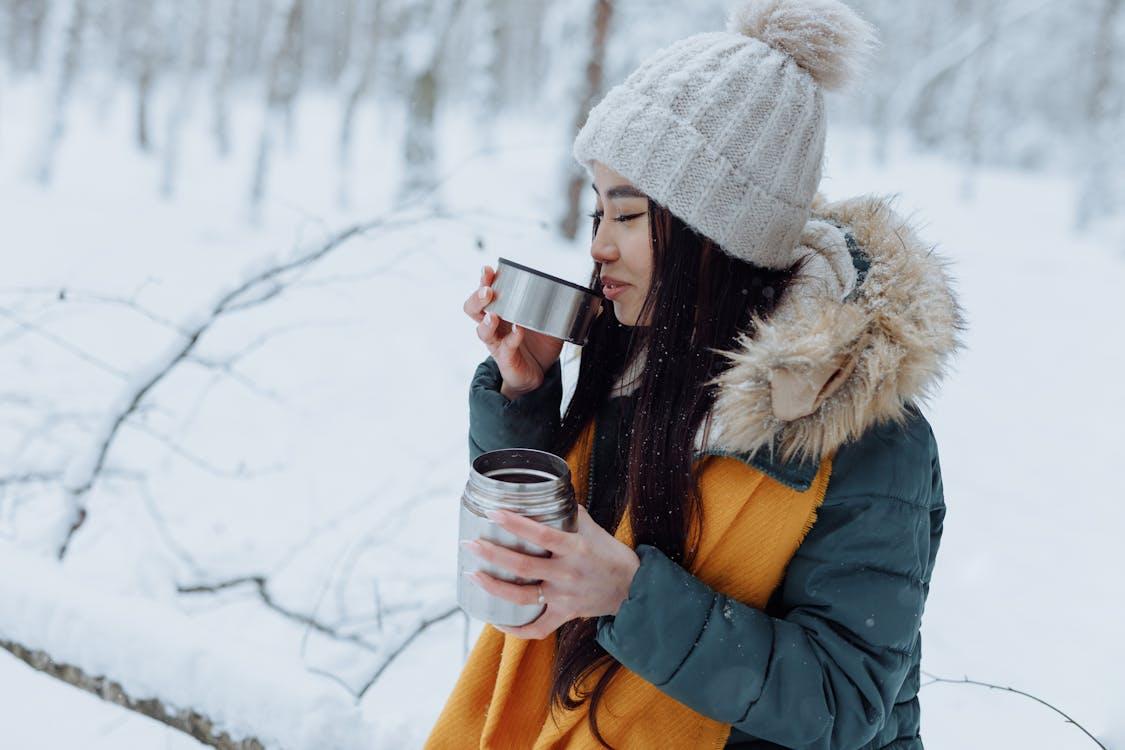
[468,355,563,463]
[594,407,945,750]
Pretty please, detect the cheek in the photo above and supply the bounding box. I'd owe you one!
[629,222,654,288]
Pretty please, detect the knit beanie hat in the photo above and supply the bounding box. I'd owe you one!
[572,0,877,270]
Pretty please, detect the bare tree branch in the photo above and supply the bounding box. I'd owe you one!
[920,670,1107,749]
[0,305,131,379]
[124,420,287,479]
[53,208,434,560]
[0,471,64,489]
[356,603,461,698]
[135,477,208,579]
[177,576,379,654]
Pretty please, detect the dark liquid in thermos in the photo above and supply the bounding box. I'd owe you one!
[487,471,552,484]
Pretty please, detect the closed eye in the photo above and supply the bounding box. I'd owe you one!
[587,210,646,223]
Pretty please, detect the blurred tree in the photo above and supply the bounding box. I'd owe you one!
[397,0,464,204]
[1076,0,1123,229]
[249,0,306,221]
[5,0,1123,229]
[337,0,386,208]
[34,0,87,184]
[211,0,240,158]
[4,0,50,72]
[560,0,613,242]
[161,1,208,196]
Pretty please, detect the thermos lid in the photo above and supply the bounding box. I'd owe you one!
[484,257,603,346]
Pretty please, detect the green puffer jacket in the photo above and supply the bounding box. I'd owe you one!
[466,194,965,750]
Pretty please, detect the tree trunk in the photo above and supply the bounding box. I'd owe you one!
[6,0,50,72]
[161,2,209,197]
[1076,0,1123,229]
[337,0,386,208]
[559,0,613,241]
[249,0,306,221]
[212,0,239,158]
[35,0,87,184]
[397,0,466,205]
[1,639,266,749]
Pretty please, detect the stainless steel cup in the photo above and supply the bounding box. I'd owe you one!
[484,257,604,346]
[459,448,577,627]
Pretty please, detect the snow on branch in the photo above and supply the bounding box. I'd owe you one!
[177,575,380,653]
[0,543,375,749]
[0,639,267,750]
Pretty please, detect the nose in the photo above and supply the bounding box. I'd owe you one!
[590,222,619,265]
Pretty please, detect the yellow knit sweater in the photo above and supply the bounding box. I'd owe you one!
[427,417,834,749]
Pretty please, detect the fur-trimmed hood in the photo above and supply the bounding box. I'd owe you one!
[698,192,967,467]
[563,192,966,480]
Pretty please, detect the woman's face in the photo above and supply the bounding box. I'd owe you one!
[589,160,653,327]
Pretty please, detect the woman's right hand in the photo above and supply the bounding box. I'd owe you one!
[464,264,564,400]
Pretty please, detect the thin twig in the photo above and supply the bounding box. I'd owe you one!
[177,576,378,653]
[52,209,438,559]
[920,670,1107,749]
[356,604,461,698]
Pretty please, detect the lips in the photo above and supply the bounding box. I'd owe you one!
[601,279,630,300]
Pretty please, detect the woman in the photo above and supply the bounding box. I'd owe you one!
[430,1,965,748]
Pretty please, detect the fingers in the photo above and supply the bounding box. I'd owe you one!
[478,311,524,361]
[463,264,495,322]
[478,265,496,311]
[464,282,492,321]
[506,321,523,353]
[466,570,561,640]
[486,508,577,556]
[476,309,504,352]
[464,569,543,607]
[468,265,533,376]
[470,537,555,581]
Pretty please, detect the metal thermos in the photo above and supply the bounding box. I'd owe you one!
[459,448,577,627]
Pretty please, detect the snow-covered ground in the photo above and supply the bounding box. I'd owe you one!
[1,79,1122,749]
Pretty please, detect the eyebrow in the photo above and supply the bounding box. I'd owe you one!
[591,182,647,200]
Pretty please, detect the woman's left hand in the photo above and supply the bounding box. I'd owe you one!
[461,503,641,640]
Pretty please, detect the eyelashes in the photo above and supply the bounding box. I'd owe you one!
[586,211,645,223]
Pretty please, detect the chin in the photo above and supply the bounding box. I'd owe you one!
[612,302,639,327]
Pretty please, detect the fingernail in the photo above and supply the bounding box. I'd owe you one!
[481,265,486,277]
[478,287,488,300]
[483,312,491,325]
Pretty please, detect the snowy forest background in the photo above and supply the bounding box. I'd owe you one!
[1,0,1123,747]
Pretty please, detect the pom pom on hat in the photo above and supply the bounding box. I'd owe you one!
[726,0,879,91]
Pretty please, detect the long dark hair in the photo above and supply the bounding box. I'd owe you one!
[546,196,806,748]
